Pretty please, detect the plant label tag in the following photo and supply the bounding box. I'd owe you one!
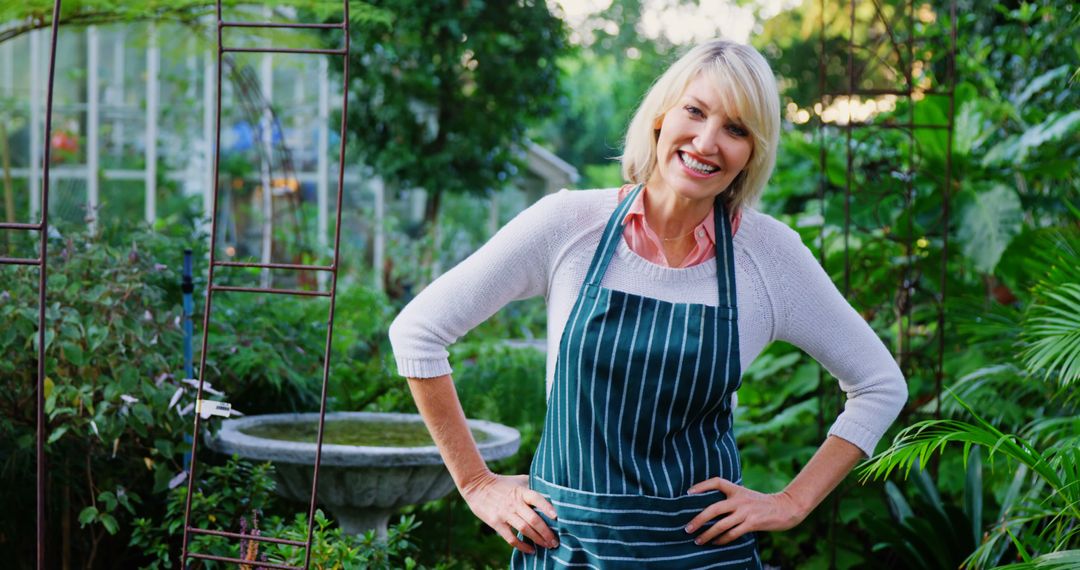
[196,399,232,419]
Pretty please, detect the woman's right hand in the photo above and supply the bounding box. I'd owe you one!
[459,471,559,554]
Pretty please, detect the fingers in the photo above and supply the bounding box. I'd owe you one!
[709,520,752,546]
[693,511,744,545]
[493,521,535,554]
[510,511,558,549]
[687,476,738,495]
[516,490,559,548]
[684,499,734,533]
[523,489,558,519]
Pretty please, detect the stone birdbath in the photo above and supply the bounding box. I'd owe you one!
[206,411,520,538]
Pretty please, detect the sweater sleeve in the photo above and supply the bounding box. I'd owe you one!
[766,221,908,457]
[388,191,566,379]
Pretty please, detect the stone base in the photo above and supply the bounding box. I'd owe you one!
[272,463,457,537]
[331,506,394,539]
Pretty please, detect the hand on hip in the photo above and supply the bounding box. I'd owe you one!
[683,477,806,546]
[461,472,560,554]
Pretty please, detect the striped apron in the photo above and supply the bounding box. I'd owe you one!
[511,184,761,569]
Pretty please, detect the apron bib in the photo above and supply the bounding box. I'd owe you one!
[511,185,761,569]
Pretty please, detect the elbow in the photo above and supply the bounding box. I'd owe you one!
[387,311,409,355]
[885,366,909,422]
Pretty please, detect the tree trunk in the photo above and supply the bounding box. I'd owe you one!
[62,478,71,570]
[421,189,442,281]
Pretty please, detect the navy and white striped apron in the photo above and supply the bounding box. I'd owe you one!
[511,184,761,569]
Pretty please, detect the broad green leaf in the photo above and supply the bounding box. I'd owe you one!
[61,341,85,366]
[884,481,914,522]
[964,447,983,548]
[1015,65,1070,108]
[986,110,1080,166]
[957,185,1023,274]
[99,513,119,535]
[46,425,68,445]
[952,101,984,157]
[913,95,949,161]
[78,506,98,526]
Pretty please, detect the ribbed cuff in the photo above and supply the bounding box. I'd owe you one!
[827,417,882,458]
[394,357,453,379]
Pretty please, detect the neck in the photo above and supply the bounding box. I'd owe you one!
[641,178,714,240]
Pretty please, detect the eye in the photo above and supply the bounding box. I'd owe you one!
[684,105,705,119]
[726,123,749,137]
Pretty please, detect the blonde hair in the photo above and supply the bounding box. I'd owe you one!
[621,40,781,211]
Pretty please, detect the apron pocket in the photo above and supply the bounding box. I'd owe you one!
[528,476,759,569]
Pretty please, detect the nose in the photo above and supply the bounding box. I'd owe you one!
[692,123,722,157]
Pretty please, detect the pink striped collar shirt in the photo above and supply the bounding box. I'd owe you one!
[618,184,742,268]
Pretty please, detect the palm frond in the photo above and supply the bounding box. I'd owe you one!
[859,392,1078,519]
[990,549,1080,569]
[1020,227,1080,387]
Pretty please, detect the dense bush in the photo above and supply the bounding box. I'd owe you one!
[0,221,407,567]
[131,456,438,569]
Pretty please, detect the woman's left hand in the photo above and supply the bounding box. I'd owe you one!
[683,477,807,546]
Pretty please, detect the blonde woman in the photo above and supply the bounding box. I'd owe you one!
[390,39,907,568]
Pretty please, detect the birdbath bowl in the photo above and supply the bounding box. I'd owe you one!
[206,411,520,538]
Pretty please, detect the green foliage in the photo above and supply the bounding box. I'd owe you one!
[0,225,192,566]
[404,341,548,567]
[340,0,567,223]
[864,459,981,570]
[326,283,412,413]
[994,550,1080,570]
[956,185,1024,274]
[255,511,435,570]
[0,1,392,45]
[1018,229,1080,387]
[532,1,682,188]
[130,456,278,568]
[860,393,1080,568]
[0,219,393,566]
[130,456,437,569]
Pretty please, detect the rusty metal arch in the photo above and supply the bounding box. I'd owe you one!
[0,0,62,567]
[178,2,352,568]
[815,0,956,565]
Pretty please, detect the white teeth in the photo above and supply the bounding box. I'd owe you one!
[680,152,718,174]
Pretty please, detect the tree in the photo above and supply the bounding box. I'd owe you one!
[339,0,566,227]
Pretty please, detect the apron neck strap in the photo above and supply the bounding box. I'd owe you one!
[582,183,643,287]
[712,194,737,308]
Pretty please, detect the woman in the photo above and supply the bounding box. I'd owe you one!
[389,40,907,568]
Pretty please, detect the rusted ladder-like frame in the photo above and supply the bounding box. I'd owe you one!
[179,2,351,568]
[0,0,62,568]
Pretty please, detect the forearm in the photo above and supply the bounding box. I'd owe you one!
[780,435,865,519]
[406,374,491,490]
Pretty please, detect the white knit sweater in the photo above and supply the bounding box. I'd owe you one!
[389,188,908,457]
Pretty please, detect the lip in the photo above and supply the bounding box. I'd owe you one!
[676,151,721,179]
[680,150,719,168]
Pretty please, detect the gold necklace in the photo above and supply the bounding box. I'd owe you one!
[659,228,696,242]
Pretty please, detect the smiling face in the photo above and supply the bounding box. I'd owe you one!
[646,73,754,205]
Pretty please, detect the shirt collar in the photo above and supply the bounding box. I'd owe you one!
[621,184,716,244]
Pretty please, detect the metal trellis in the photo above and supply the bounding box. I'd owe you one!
[178,2,351,568]
[817,0,956,565]
[0,0,62,568]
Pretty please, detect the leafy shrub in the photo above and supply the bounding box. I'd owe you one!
[131,456,438,569]
[0,221,397,567]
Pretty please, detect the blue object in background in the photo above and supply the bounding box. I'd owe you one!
[182,249,194,379]
[182,249,194,471]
